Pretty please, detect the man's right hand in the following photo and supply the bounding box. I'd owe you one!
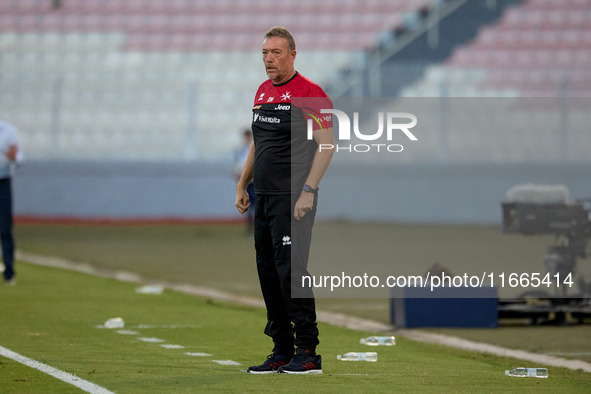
[235,188,251,214]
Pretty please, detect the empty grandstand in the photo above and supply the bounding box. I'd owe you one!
[2,0,589,223]
[331,0,591,164]
[0,0,433,161]
[1,0,589,164]
[403,0,591,97]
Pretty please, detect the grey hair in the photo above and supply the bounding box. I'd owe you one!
[264,26,296,51]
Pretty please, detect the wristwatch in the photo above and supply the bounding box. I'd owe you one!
[302,184,316,193]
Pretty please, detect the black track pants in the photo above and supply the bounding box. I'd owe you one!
[254,193,319,353]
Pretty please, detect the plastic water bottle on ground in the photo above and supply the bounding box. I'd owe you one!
[337,352,378,362]
[104,317,125,329]
[505,367,548,378]
[135,285,164,294]
[360,336,396,346]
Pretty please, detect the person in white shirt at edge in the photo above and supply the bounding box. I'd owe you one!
[0,120,24,285]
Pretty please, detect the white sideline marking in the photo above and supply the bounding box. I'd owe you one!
[116,330,140,335]
[0,345,114,394]
[160,344,185,349]
[17,250,591,373]
[397,330,591,373]
[137,337,165,343]
[212,360,240,366]
[185,352,212,357]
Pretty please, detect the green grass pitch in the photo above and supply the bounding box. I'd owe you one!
[13,222,591,365]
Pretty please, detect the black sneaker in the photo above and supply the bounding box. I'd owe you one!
[278,350,322,375]
[247,353,292,374]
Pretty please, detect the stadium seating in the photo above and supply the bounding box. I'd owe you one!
[392,0,591,164]
[5,0,586,164]
[402,0,591,98]
[0,0,430,160]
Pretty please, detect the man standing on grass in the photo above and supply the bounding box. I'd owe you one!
[0,120,23,285]
[235,27,334,374]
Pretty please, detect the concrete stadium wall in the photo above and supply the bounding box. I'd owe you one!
[319,163,591,224]
[13,161,239,222]
[13,161,591,225]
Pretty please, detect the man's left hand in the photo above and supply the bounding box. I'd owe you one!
[294,191,314,220]
[5,144,17,161]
